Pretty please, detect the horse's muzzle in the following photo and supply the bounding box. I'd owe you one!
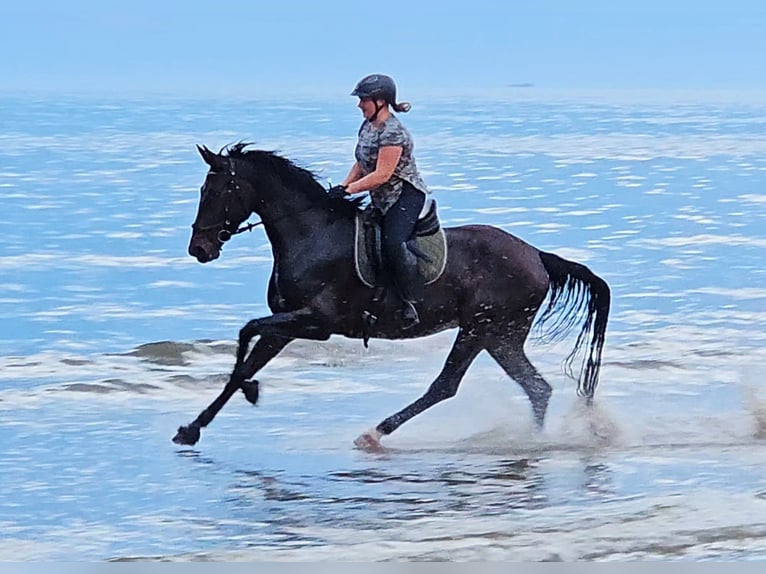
[188,235,220,263]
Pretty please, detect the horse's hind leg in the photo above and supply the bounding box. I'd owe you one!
[355,328,483,450]
[485,339,552,429]
[172,335,292,446]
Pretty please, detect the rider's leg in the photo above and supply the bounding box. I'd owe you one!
[381,183,426,328]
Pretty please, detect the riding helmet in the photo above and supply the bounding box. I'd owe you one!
[350,74,398,104]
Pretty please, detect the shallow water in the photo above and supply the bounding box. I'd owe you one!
[2,90,766,560]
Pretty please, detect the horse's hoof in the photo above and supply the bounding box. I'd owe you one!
[354,428,385,452]
[241,379,260,405]
[172,424,200,446]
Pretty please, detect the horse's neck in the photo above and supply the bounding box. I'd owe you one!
[245,177,312,225]
[255,184,345,252]
[265,209,346,251]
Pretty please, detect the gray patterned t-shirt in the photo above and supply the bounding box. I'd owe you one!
[354,115,429,213]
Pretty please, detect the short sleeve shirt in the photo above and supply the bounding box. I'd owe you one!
[354,115,429,213]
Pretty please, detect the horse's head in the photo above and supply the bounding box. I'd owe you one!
[188,145,254,263]
[189,143,363,263]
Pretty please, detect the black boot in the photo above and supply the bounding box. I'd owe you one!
[386,241,422,329]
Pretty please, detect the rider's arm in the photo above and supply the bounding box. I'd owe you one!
[345,146,402,194]
[341,162,364,187]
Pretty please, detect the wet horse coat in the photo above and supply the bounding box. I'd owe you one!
[174,144,610,449]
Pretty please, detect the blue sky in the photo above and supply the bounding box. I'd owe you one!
[1,0,764,96]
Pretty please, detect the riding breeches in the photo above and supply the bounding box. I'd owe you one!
[380,182,426,304]
[381,182,426,249]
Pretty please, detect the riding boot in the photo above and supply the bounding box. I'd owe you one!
[386,241,422,329]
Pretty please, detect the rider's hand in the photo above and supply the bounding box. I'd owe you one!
[327,184,348,200]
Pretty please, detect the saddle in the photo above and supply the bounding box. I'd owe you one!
[354,200,447,289]
[354,201,447,347]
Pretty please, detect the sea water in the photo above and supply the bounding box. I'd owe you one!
[1,89,766,560]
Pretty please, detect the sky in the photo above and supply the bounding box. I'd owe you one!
[1,0,765,97]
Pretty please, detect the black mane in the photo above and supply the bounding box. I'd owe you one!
[222,143,363,215]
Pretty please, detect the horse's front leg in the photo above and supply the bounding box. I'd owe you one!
[232,308,333,402]
[173,309,331,446]
[235,308,329,366]
[172,334,292,446]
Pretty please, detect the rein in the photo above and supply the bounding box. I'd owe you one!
[218,220,261,243]
[191,199,262,243]
[219,199,350,242]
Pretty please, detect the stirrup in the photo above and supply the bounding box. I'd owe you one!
[401,301,420,329]
[361,310,378,348]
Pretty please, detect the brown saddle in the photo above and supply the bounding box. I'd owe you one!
[354,200,447,289]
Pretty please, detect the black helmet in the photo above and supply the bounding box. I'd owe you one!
[350,73,397,104]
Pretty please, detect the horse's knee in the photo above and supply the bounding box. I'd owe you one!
[236,320,260,363]
[239,320,259,344]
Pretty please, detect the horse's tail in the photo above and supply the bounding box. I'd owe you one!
[535,251,610,403]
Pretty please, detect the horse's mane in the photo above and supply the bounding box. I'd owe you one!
[222,142,364,216]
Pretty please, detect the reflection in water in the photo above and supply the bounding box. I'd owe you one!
[581,460,614,497]
[211,455,584,540]
[176,449,217,466]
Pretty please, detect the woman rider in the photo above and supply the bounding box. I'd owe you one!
[328,73,432,328]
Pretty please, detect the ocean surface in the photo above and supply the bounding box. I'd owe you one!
[2,89,766,561]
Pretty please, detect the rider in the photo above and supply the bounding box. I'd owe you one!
[329,73,432,328]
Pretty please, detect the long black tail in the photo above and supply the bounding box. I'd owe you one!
[535,251,610,403]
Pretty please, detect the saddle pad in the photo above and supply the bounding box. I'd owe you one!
[354,213,447,288]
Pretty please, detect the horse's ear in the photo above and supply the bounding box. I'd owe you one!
[197,145,222,170]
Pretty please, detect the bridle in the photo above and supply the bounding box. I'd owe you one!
[191,158,342,244]
[191,160,261,244]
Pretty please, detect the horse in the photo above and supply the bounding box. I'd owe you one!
[173,143,610,450]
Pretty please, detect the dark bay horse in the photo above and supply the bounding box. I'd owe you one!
[173,143,610,449]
